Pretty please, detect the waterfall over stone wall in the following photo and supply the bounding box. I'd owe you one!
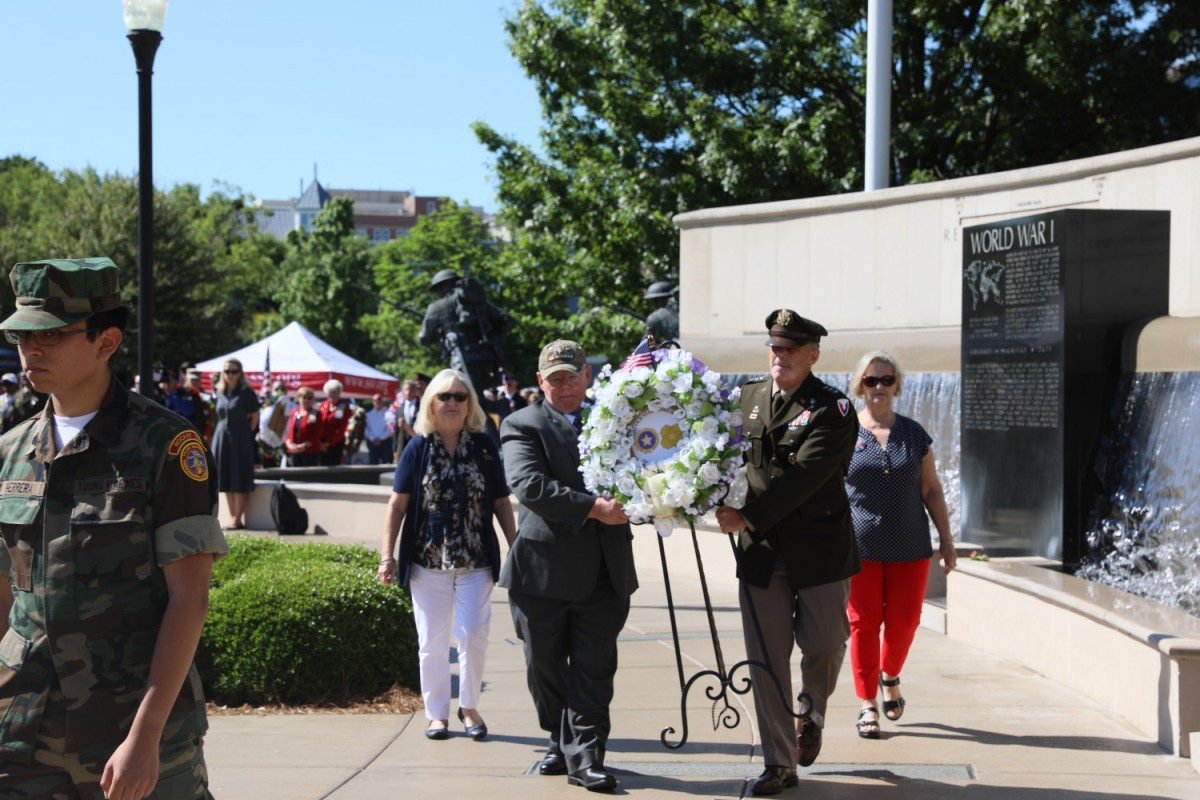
[1077,372,1200,616]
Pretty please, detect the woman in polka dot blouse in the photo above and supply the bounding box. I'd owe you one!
[844,351,956,739]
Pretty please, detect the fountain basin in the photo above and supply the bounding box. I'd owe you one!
[948,558,1200,757]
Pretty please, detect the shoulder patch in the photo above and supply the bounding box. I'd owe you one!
[837,398,851,416]
[168,429,205,456]
[180,441,210,483]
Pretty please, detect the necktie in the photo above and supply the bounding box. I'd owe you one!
[572,413,584,436]
[772,391,785,418]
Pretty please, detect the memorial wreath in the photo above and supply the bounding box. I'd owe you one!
[579,347,749,537]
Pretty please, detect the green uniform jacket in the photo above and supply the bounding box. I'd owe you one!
[736,374,860,590]
[0,380,227,765]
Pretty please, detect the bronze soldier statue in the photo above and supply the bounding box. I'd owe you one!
[644,281,679,344]
[419,270,515,397]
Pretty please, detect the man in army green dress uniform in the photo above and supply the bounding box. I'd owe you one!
[0,258,228,799]
[716,309,860,796]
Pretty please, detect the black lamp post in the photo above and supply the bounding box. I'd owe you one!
[123,0,169,398]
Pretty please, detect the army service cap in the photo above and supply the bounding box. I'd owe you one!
[2,258,122,331]
[538,339,587,377]
[765,308,827,347]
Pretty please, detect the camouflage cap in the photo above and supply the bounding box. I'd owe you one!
[1,258,122,331]
[538,339,587,377]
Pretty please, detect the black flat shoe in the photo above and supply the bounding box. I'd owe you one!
[567,766,618,792]
[539,750,568,776]
[424,721,449,740]
[457,707,488,740]
[880,675,906,721]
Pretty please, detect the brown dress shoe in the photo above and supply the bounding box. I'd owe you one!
[751,766,798,795]
[795,719,823,767]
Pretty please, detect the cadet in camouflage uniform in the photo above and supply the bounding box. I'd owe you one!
[715,309,860,796]
[0,258,228,799]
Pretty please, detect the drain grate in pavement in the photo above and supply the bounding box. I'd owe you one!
[525,761,975,780]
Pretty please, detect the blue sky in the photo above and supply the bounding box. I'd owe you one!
[0,1,544,212]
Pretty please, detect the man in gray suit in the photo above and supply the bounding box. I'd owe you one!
[499,340,637,793]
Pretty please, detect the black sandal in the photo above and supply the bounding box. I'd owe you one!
[880,675,906,721]
[856,706,881,739]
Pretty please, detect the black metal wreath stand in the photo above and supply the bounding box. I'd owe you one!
[656,522,804,749]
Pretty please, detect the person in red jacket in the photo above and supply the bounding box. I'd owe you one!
[285,387,325,467]
[316,379,353,465]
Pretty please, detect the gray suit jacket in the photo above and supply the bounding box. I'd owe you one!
[498,401,638,601]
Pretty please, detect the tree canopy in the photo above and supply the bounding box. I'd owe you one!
[0,156,277,377]
[476,0,1200,310]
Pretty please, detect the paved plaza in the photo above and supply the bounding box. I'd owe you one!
[204,526,1200,799]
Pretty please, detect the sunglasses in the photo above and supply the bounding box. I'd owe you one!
[436,391,469,403]
[862,375,896,388]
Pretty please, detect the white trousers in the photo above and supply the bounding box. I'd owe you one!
[409,565,494,721]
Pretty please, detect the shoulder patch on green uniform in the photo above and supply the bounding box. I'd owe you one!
[180,442,209,482]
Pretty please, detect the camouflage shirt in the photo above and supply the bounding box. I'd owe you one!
[0,379,228,765]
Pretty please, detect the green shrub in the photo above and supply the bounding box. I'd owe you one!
[198,538,418,706]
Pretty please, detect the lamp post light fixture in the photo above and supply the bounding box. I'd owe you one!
[123,0,169,398]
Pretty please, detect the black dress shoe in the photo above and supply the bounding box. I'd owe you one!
[795,719,822,767]
[567,766,618,792]
[539,751,568,776]
[457,708,488,740]
[424,722,449,740]
[751,766,798,795]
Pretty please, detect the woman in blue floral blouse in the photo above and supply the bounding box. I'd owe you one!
[378,369,516,741]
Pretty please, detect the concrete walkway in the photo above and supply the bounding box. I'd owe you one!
[204,526,1200,799]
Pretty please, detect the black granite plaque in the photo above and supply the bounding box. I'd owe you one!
[960,210,1169,563]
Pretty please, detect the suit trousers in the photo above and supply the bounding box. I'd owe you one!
[410,565,495,720]
[740,559,850,768]
[507,571,630,773]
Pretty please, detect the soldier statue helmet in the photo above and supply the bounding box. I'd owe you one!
[430,269,460,295]
[644,281,678,301]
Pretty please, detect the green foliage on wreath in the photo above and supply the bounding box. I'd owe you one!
[196,536,418,706]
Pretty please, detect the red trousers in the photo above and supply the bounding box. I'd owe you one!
[847,558,931,700]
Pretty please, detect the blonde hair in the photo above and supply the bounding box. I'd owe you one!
[849,350,905,398]
[216,358,248,394]
[296,386,315,401]
[414,369,486,435]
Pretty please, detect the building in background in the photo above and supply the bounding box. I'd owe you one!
[256,178,489,243]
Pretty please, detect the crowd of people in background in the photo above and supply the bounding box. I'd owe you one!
[78,362,546,471]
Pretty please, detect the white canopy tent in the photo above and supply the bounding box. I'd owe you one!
[195,321,398,399]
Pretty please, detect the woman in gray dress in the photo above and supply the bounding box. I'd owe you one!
[212,358,259,529]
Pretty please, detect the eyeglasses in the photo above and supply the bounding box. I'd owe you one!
[436,392,469,403]
[223,368,241,375]
[4,328,93,347]
[862,375,896,388]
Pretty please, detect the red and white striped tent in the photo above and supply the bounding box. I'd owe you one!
[195,321,398,399]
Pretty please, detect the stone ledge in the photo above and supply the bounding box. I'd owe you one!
[949,559,1200,758]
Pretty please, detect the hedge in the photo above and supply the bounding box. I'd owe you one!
[196,536,419,706]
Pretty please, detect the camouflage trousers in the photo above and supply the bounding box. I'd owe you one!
[0,689,212,800]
